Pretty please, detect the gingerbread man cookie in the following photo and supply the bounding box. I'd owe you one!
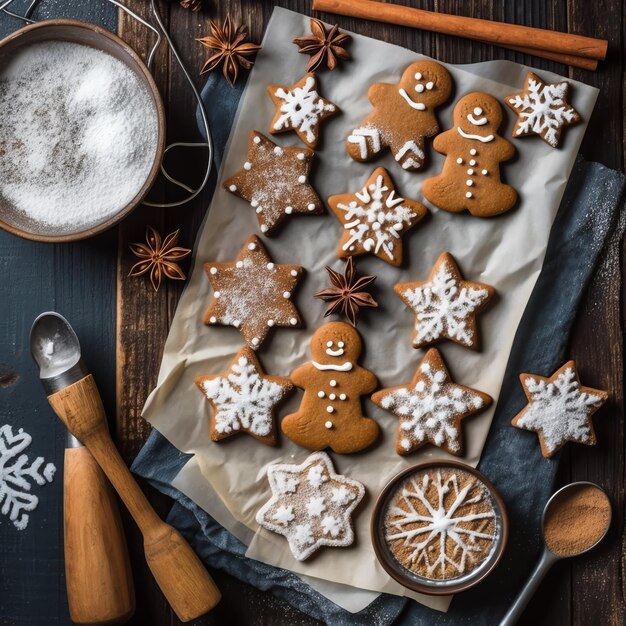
[281,321,379,454]
[422,92,518,217]
[267,73,339,149]
[346,60,453,171]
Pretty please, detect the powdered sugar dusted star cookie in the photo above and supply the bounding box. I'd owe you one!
[346,60,453,171]
[267,73,339,148]
[505,72,581,148]
[372,348,492,456]
[512,361,608,458]
[395,252,495,350]
[328,167,427,267]
[195,346,293,445]
[255,451,365,561]
[224,131,323,235]
[203,234,304,349]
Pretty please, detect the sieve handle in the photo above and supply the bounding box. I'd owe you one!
[499,548,559,626]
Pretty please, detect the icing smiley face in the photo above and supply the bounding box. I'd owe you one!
[310,322,362,369]
[454,93,504,143]
[397,61,453,113]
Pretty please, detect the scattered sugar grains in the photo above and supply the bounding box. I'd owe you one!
[0,41,158,229]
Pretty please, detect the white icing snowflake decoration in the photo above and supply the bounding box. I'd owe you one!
[513,363,607,457]
[385,471,498,578]
[373,349,490,455]
[396,252,493,349]
[329,168,425,265]
[270,75,337,146]
[256,451,365,560]
[506,73,580,148]
[0,424,56,530]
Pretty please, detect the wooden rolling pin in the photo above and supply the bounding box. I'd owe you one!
[312,0,607,70]
[49,375,221,622]
[64,441,135,624]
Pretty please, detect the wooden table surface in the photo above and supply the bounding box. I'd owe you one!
[1,1,624,625]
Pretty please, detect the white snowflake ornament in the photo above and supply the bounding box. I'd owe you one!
[196,345,293,445]
[268,73,338,148]
[256,451,365,561]
[372,348,492,455]
[512,360,607,458]
[505,72,581,148]
[0,424,56,530]
[395,251,495,349]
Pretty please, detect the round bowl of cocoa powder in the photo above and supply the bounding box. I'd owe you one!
[371,460,508,595]
[543,482,611,558]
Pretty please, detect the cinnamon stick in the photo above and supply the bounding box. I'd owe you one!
[507,46,598,71]
[312,0,607,63]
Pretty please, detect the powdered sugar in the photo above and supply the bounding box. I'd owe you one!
[516,366,606,455]
[0,41,158,231]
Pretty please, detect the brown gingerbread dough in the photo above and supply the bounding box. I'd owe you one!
[346,60,453,171]
[281,321,379,454]
[422,92,517,217]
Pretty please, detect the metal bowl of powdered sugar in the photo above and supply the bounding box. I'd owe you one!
[0,19,165,242]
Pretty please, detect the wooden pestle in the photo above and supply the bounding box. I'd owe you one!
[49,374,221,623]
[63,445,135,624]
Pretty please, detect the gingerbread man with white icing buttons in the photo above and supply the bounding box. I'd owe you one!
[422,92,518,217]
[347,60,453,171]
[281,321,379,454]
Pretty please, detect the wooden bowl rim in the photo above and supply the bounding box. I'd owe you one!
[370,459,509,595]
[0,18,166,243]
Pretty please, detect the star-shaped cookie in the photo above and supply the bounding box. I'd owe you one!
[267,73,339,149]
[203,234,304,349]
[505,72,581,148]
[395,252,494,350]
[372,348,492,456]
[195,346,292,445]
[511,361,608,458]
[328,167,427,267]
[224,131,323,235]
[255,451,365,561]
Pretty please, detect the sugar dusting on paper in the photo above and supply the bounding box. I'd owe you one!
[0,41,158,230]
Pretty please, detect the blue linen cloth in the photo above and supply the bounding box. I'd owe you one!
[132,72,625,625]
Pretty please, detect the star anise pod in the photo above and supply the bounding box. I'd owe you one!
[293,18,351,72]
[315,258,378,326]
[129,226,191,292]
[179,0,202,10]
[197,15,262,86]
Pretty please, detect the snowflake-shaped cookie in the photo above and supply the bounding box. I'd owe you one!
[385,467,498,580]
[256,451,365,561]
[511,360,607,458]
[505,72,581,148]
[195,346,293,445]
[372,348,492,456]
[395,252,495,350]
[328,167,427,267]
[224,131,323,235]
[203,234,304,350]
[0,424,56,530]
[268,73,339,148]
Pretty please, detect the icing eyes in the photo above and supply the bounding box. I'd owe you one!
[413,78,435,93]
[466,107,488,126]
[325,340,346,357]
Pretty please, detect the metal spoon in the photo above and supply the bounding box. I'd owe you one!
[500,481,611,626]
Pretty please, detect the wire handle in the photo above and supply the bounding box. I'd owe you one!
[1,0,214,209]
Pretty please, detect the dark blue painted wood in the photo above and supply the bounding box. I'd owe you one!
[0,3,117,625]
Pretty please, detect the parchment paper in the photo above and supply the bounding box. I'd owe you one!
[141,7,598,612]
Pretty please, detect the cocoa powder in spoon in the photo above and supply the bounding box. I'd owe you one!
[544,484,611,557]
